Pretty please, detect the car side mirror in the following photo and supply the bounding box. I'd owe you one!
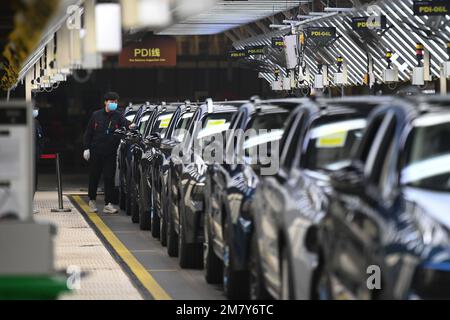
[148,132,162,147]
[114,127,127,138]
[330,164,364,194]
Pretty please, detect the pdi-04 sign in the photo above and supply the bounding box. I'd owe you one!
[413,0,449,16]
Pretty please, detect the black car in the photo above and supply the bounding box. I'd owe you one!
[166,99,244,268]
[319,96,450,300]
[131,104,179,224]
[203,98,303,298]
[147,102,198,240]
[249,97,386,300]
[116,103,142,206]
[118,103,155,213]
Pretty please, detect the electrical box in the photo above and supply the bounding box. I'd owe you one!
[284,35,298,70]
[334,73,345,85]
[0,222,55,275]
[443,61,450,78]
[383,69,399,83]
[298,66,310,84]
[272,79,283,91]
[412,67,425,86]
[0,101,33,221]
[282,77,291,90]
[314,74,324,89]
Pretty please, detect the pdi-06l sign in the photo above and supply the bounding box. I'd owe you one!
[351,16,387,31]
[413,0,449,16]
[307,27,336,39]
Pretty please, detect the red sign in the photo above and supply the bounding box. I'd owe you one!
[119,36,177,68]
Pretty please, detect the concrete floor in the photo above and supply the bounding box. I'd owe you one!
[35,173,225,300]
[75,195,225,300]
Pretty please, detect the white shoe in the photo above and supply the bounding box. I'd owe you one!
[89,200,98,213]
[103,203,118,214]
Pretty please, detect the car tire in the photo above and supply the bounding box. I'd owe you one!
[315,264,333,300]
[138,178,151,230]
[131,177,139,223]
[203,214,223,284]
[249,231,271,300]
[119,183,126,210]
[166,187,178,257]
[160,210,167,247]
[178,204,203,269]
[280,247,294,300]
[223,218,249,299]
[151,208,160,238]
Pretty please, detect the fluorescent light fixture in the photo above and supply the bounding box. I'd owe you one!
[139,0,172,28]
[95,3,122,54]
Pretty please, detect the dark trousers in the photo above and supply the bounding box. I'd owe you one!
[89,152,116,204]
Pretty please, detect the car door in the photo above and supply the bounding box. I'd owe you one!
[326,111,398,299]
[258,110,305,295]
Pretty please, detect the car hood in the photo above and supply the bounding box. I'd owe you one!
[404,187,450,229]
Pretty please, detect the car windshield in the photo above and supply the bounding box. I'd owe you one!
[152,112,174,138]
[242,112,290,161]
[401,113,450,192]
[138,114,150,135]
[173,112,194,142]
[125,112,136,122]
[304,118,366,171]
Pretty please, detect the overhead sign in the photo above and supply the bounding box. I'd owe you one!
[351,16,387,31]
[413,0,449,16]
[119,36,177,68]
[228,49,246,59]
[307,27,336,39]
[245,46,266,56]
[271,37,285,49]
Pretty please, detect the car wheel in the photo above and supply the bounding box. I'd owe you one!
[125,174,132,216]
[138,178,151,230]
[249,231,271,300]
[315,264,333,300]
[166,188,178,257]
[151,182,161,238]
[119,182,126,210]
[178,203,203,269]
[223,218,249,299]
[131,177,139,223]
[203,213,223,284]
[280,247,294,300]
[160,206,167,247]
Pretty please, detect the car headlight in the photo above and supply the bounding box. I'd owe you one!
[412,204,450,247]
[192,182,205,202]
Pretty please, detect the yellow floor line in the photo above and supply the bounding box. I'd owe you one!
[72,195,172,300]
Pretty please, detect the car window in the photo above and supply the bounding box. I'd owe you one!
[152,112,174,138]
[173,112,194,142]
[280,112,304,171]
[401,114,450,192]
[303,118,366,171]
[138,114,150,135]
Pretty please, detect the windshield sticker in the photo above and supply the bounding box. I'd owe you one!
[205,119,226,129]
[316,131,348,148]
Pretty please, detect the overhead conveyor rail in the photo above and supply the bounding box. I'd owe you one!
[230,0,450,90]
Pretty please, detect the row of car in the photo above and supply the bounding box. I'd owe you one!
[116,94,450,300]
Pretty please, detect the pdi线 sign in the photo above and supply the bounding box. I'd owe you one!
[118,36,177,67]
[413,0,449,16]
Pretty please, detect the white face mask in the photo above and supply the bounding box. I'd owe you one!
[33,110,39,118]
